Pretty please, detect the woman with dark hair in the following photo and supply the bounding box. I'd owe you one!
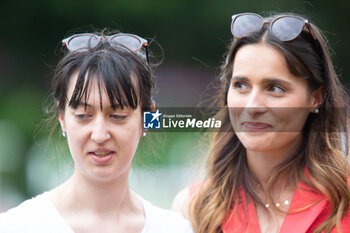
[0,31,193,233]
[173,13,350,232]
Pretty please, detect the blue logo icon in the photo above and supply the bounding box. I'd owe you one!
[143,110,162,129]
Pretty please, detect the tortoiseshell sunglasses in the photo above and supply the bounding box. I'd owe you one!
[231,13,316,41]
[62,33,149,62]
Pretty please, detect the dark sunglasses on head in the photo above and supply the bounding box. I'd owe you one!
[231,13,316,41]
[62,33,149,62]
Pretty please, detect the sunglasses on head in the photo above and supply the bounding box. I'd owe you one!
[62,33,149,63]
[231,13,316,41]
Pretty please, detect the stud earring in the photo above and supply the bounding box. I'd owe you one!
[143,132,147,137]
[62,131,66,137]
[314,108,319,114]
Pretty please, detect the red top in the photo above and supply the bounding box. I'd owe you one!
[190,179,350,233]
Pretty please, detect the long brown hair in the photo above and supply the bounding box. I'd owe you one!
[190,13,350,233]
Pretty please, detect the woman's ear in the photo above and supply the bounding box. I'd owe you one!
[58,110,66,133]
[139,102,156,137]
[311,86,324,109]
[151,102,156,112]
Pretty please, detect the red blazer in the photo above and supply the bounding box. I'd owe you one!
[190,179,350,232]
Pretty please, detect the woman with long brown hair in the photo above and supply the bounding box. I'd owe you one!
[173,12,350,232]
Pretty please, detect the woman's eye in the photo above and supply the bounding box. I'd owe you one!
[268,85,286,94]
[75,114,91,119]
[110,114,127,120]
[233,82,248,91]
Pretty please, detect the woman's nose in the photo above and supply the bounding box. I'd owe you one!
[91,117,111,143]
[244,89,268,116]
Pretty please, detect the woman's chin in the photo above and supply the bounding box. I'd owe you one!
[84,166,127,182]
[237,132,274,152]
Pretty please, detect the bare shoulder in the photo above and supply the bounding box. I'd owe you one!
[171,187,190,219]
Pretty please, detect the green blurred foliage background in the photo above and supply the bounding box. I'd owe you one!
[0,0,349,209]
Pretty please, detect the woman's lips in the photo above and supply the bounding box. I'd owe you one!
[241,122,272,131]
[89,151,114,164]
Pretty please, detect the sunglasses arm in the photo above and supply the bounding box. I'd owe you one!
[145,45,149,64]
[305,23,317,40]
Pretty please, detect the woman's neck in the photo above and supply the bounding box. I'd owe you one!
[52,168,140,217]
[245,134,302,190]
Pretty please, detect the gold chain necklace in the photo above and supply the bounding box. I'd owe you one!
[265,199,290,208]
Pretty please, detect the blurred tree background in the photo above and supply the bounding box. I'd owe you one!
[0,0,349,209]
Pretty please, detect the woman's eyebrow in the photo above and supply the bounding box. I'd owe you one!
[76,102,123,110]
[262,78,292,86]
[231,76,292,87]
[231,76,249,82]
[76,102,94,108]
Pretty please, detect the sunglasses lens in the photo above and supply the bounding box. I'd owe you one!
[110,35,143,52]
[232,14,264,38]
[271,17,305,41]
[67,35,99,52]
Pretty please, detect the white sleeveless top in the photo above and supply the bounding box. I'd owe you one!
[0,192,193,233]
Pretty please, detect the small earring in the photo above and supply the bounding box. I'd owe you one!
[314,108,319,114]
[143,132,147,137]
[62,130,66,137]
